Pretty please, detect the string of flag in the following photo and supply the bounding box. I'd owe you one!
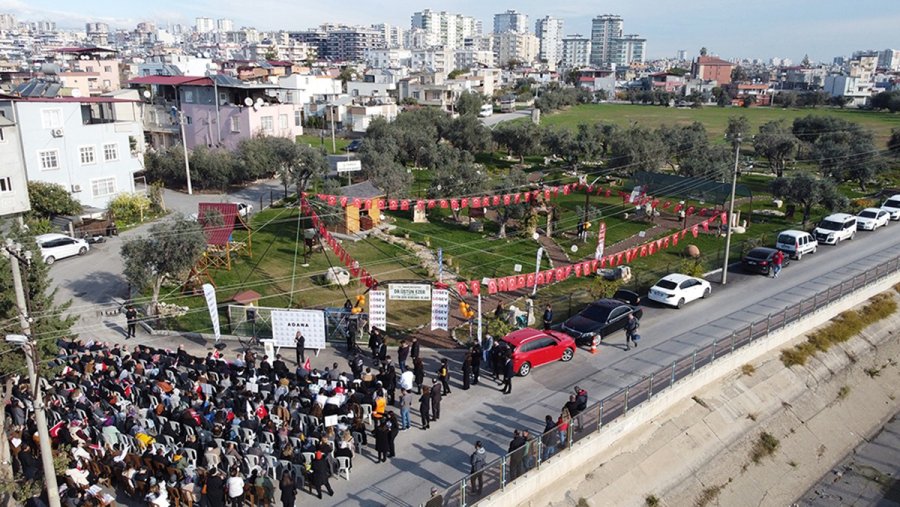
[453,212,728,297]
[300,196,378,289]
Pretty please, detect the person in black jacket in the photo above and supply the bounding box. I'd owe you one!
[309,451,334,498]
[374,420,391,462]
[418,385,432,430]
[17,443,41,480]
[294,331,305,365]
[502,357,514,394]
[205,468,227,507]
[470,344,481,385]
[429,380,443,420]
[461,353,472,390]
[542,304,553,330]
[413,357,425,394]
[279,470,297,507]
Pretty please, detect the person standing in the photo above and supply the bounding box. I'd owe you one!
[542,304,553,330]
[482,334,493,365]
[438,359,451,395]
[374,420,391,462]
[397,340,410,372]
[386,411,400,457]
[399,389,413,430]
[430,379,443,421]
[461,353,472,390]
[309,451,334,498]
[205,469,227,507]
[470,344,481,385]
[469,441,486,496]
[413,357,425,394]
[279,470,297,507]
[225,468,244,507]
[294,331,305,365]
[125,304,138,339]
[502,356,514,395]
[507,430,527,481]
[410,337,420,362]
[624,313,640,350]
[542,415,558,459]
[419,385,432,430]
[773,249,784,278]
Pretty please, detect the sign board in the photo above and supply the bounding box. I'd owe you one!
[369,290,387,331]
[389,283,432,301]
[430,289,450,331]
[513,264,522,273]
[324,415,339,427]
[271,309,327,349]
[262,339,276,361]
[202,284,221,341]
[594,222,606,261]
[336,160,362,173]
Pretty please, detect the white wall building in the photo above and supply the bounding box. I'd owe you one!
[217,19,234,32]
[494,32,539,67]
[562,35,591,69]
[590,14,623,66]
[410,10,481,50]
[412,47,454,76]
[365,48,413,69]
[454,49,496,69]
[610,34,646,66]
[0,116,31,217]
[535,16,564,69]
[494,10,529,34]
[195,17,215,34]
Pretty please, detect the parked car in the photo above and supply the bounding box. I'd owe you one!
[500,329,576,376]
[775,230,818,260]
[561,290,643,345]
[742,247,789,275]
[856,207,890,231]
[234,202,253,218]
[881,194,900,220]
[345,139,363,152]
[35,233,90,265]
[648,274,711,308]
[813,213,856,245]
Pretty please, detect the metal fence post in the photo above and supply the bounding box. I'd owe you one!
[648,374,654,398]
[501,456,506,490]
[598,400,604,431]
[731,331,736,353]
[711,339,717,361]
[766,314,771,336]
[536,438,542,470]
[691,352,697,374]
[671,360,676,386]
[461,480,467,507]
[624,386,630,414]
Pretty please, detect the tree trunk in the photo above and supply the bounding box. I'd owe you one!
[0,379,15,488]
[150,277,164,316]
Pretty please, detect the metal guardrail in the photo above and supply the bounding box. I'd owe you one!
[432,254,900,507]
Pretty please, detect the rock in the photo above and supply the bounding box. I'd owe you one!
[732,226,746,234]
[468,221,484,232]
[325,267,351,286]
[685,245,701,258]
[773,199,783,208]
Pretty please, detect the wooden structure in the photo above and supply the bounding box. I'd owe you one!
[197,202,253,271]
[339,181,384,234]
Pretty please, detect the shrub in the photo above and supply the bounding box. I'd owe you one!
[109,193,153,225]
[591,277,625,298]
[750,432,780,463]
[26,181,82,218]
[679,258,707,278]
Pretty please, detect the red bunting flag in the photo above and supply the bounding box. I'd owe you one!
[352,198,361,209]
[487,279,498,294]
[472,197,481,208]
[721,212,728,226]
[340,196,348,207]
[493,195,501,206]
[440,200,449,209]
[327,195,337,206]
[526,273,535,287]
[599,257,606,269]
[379,199,387,210]
[686,206,695,216]
[663,201,671,209]
[416,200,425,210]
[450,199,459,210]
[605,189,612,197]
[563,184,571,195]
[456,282,468,296]
[427,199,436,209]
[554,267,565,282]
[671,233,679,246]
[514,193,521,204]
[364,199,372,210]
[640,245,648,257]
[544,189,551,201]
[616,252,624,265]
[460,197,468,209]
[663,236,670,248]
[498,278,508,292]
[702,220,709,232]
[681,229,688,239]
[516,275,526,289]
[389,199,398,211]
[469,280,480,296]
[401,200,410,211]
[674,203,683,213]
[503,194,511,206]
[523,192,531,203]
[691,224,699,237]
[699,208,707,216]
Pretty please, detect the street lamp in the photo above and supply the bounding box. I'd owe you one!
[2,241,61,507]
[206,63,221,146]
[172,106,193,195]
[721,135,742,285]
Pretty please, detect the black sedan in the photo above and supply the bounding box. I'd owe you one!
[561,290,643,345]
[742,247,789,275]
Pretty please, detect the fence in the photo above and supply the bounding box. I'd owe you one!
[433,252,900,507]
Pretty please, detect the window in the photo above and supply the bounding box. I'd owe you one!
[41,109,62,129]
[261,116,273,132]
[79,146,96,165]
[0,177,11,193]
[184,90,194,103]
[294,111,302,127]
[104,66,112,72]
[103,143,119,161]
[91,177,116,198]
[84,66,94,72]
[230,116,240,133]
[0,127,4,142]
[39,150,59,170]
[279,114,288,130]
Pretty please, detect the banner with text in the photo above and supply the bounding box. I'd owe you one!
[368,290,387,331]
[430,289,450,331]
[388,283,432,301]
[271,309,327,349]
[202,283,221,342]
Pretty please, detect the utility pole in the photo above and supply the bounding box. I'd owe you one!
[721,135,741,285]
[2,241,61,507]
[174,108,193,195]
[330,104,337,155]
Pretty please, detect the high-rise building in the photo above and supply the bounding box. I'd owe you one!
[411,10,480,50]
[878,49,900,71]
[31,21,56,32]
[195,17,215,33]
[324,26,386,62]
[217,19,234,32]
[589,14,623,66]
[609,34,646,67]
[562,34,591,69]
[494,10,529,34]
[494,31,539,67]
[373,23,404,48]
[0,14,16,31]
[677,49,688,61]
[535,16,564,68]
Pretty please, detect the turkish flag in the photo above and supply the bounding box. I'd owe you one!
[564,266,573,279]
[350,266,359,276]
[456,282,468,296]
[352,198,361,208]
[563,184,570,195]
[648,242,655,256]
[681,229,688,239]
[472,197,481,208]
[526,273,536,287]
[487,279,498,294]
[604,189,611,197]
[340,196,348,207]
[498,278,508,292]
[574,264,583,277]
[364,199,372,210]
[544,189,551,201]
[616,252,624,265]
[506,276,517,291]
[536,272,545,285]
[401,200,410,211]
[553,268,564,282]
[699,208,707,217]
[663,236,670,248]
[493,195,501,206]
[663,201,671,209]
[317,194,326,201]
[516,275,526,289]
[427,199,436,209]
[686,206,695,216]
[450,199,459,210]
[327,195,337,206]
[460,197,469,209]
[702,220,709,232]
[514,193,521,204]
[623,194,631,203]
[389,199,398,211]
[469,280,481,296]
[721,212,728,226]
[440,200,448,209]
[599,257,606,268]
[691,224,699,237]
[503,194,511,206]
[416,200,425,210]
[590,259,599,272]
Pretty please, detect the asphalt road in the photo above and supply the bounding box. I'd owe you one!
[45,214,900,506]
[480,109,532,128]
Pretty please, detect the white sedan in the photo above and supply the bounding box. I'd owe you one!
[648,273,711,309]
[35,233,90,265]
[856,208,890,231]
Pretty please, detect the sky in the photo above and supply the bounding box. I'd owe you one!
[3,0,899,63]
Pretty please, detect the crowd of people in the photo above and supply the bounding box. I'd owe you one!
[7,314,588,507]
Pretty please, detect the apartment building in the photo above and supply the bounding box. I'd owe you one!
[494,31,539,67]
[589,15,623,66]
[410,10,481,50]
[0,116,31,217]
[494,10,529,34]
[535,16,564,69]
[562,35,591,69]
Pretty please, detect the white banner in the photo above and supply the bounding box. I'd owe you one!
[430,289,450,331]
[594,221,606,262]
[336,160,362,173]
[369,290,387,331]
[389,283,432,301]
[271,310,327,349]
[202,283,221,342]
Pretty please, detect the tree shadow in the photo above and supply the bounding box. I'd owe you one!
[66,270,127,304]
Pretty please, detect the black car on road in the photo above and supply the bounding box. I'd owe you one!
[742,247,789,275]
[561,290,643,345]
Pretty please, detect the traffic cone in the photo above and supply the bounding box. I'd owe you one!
[591,337,598,355]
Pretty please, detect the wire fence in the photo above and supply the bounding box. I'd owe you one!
[430,252,900,507]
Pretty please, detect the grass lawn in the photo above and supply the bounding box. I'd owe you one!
[296,134,350,155]
[536,104,900,146]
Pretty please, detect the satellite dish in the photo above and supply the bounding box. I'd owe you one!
[254,97,264,107]
[532,232,540,241]
[243,97,253,107]
[570,245,578,253]
[70,88,82,98]
[143,90,151,99]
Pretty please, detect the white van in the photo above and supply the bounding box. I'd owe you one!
[813,213,857,245]
[881,194,900,220]
[775,230,818,260]
[478,103,494,117]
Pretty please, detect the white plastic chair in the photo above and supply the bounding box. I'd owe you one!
[336,456,351,480]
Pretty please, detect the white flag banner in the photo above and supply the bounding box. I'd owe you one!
[202,283,221,341]
[594,222,607,262]
[430,289,450,331]
[271,310,327,349]
[369,290,387,331]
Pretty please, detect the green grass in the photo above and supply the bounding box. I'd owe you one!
[296,134,350,155]
[536,104,900,146]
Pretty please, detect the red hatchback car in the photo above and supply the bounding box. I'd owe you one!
[501,329,576,376]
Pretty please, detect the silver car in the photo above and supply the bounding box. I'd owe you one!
[35,233,90,265]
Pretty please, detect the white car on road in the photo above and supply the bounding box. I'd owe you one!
[35,233,90,265]
[856,208,890,231]
[881,194,900,220]
[648,273,711,309]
